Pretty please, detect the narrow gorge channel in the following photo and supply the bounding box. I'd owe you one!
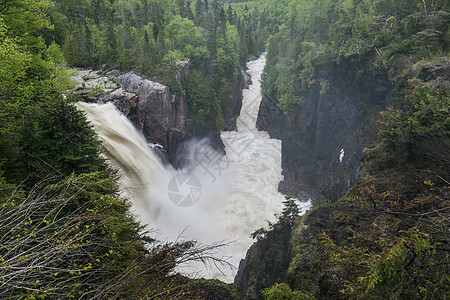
[77,55,311,282]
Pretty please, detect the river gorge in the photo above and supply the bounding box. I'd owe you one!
[76,55,311,282]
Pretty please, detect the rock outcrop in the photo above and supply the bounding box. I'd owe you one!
[222,67,249,131]
[98,88,138,117]
[71,65,240,165]
[114,72,187,155]
[234,223,292,300]
[257,61,393,203]
[71,70,119,92]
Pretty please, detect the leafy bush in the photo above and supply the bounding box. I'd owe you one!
[0,172,144,298]
[262,283,314,300]
[379,60,450,167]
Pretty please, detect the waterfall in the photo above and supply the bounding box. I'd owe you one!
[76,54,311,282]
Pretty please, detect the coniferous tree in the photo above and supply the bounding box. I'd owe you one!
[186,0,194,20]
[195,0,205,27]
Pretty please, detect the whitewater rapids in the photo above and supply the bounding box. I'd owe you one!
[76,54,311,282]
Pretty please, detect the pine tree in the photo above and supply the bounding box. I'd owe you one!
[281,196,300,226]
[186,0,194,20]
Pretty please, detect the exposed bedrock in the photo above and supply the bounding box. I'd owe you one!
[257,61,393,203]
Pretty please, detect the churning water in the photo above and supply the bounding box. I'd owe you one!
[76,54,311,282]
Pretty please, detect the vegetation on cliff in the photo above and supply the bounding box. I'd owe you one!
[262,0,449,114]
[280,66,449,297]
[241,70,449,297]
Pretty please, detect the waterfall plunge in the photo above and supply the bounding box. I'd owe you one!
[76,55,311,282]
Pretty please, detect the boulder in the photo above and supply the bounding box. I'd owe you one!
[71,69,119,93]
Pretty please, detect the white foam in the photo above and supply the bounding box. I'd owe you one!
[76,54,311,283]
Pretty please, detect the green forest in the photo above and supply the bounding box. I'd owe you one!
[0,0,449,298]
[53,0,271,130]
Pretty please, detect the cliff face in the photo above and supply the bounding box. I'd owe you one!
[222,67,248,131]
[234,201,386,299]
[257,61,393,202]
[234,223,292,300]
[113,72,190,162]
[238,57,450,299]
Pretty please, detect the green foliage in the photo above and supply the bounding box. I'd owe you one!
[184,69,225,131]
[0,2,72,134]
[1,0,94,186]
[0,37,31,132]
[0,0,54,51]
[164,15,208,61]
[281,196,300,226]
[262,0,450,114]
[262,283,314,300]
[319,225,448,299]
[0,167,15,203]
[0,172,144,298]
[1,100,106,185]
[184,70,212,123]
[379,61,450,166]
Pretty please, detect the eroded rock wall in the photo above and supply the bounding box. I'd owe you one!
[257,61,393,202]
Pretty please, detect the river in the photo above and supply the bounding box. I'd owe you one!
[76,54,311,282]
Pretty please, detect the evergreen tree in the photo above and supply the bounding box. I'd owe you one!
[227,4,234,24]
[281,196,300,226]
[195,0,205,26]
[186,0,194,20]
[177,0,186,17]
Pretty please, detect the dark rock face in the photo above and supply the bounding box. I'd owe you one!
[111,72,225,165]
[257,62,393,203]
[222,67,248,131]
[98,88,138,118]
[114,72,186,157]
[234,223,292,300]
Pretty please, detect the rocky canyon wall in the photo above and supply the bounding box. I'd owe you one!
[257,61,393,203]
